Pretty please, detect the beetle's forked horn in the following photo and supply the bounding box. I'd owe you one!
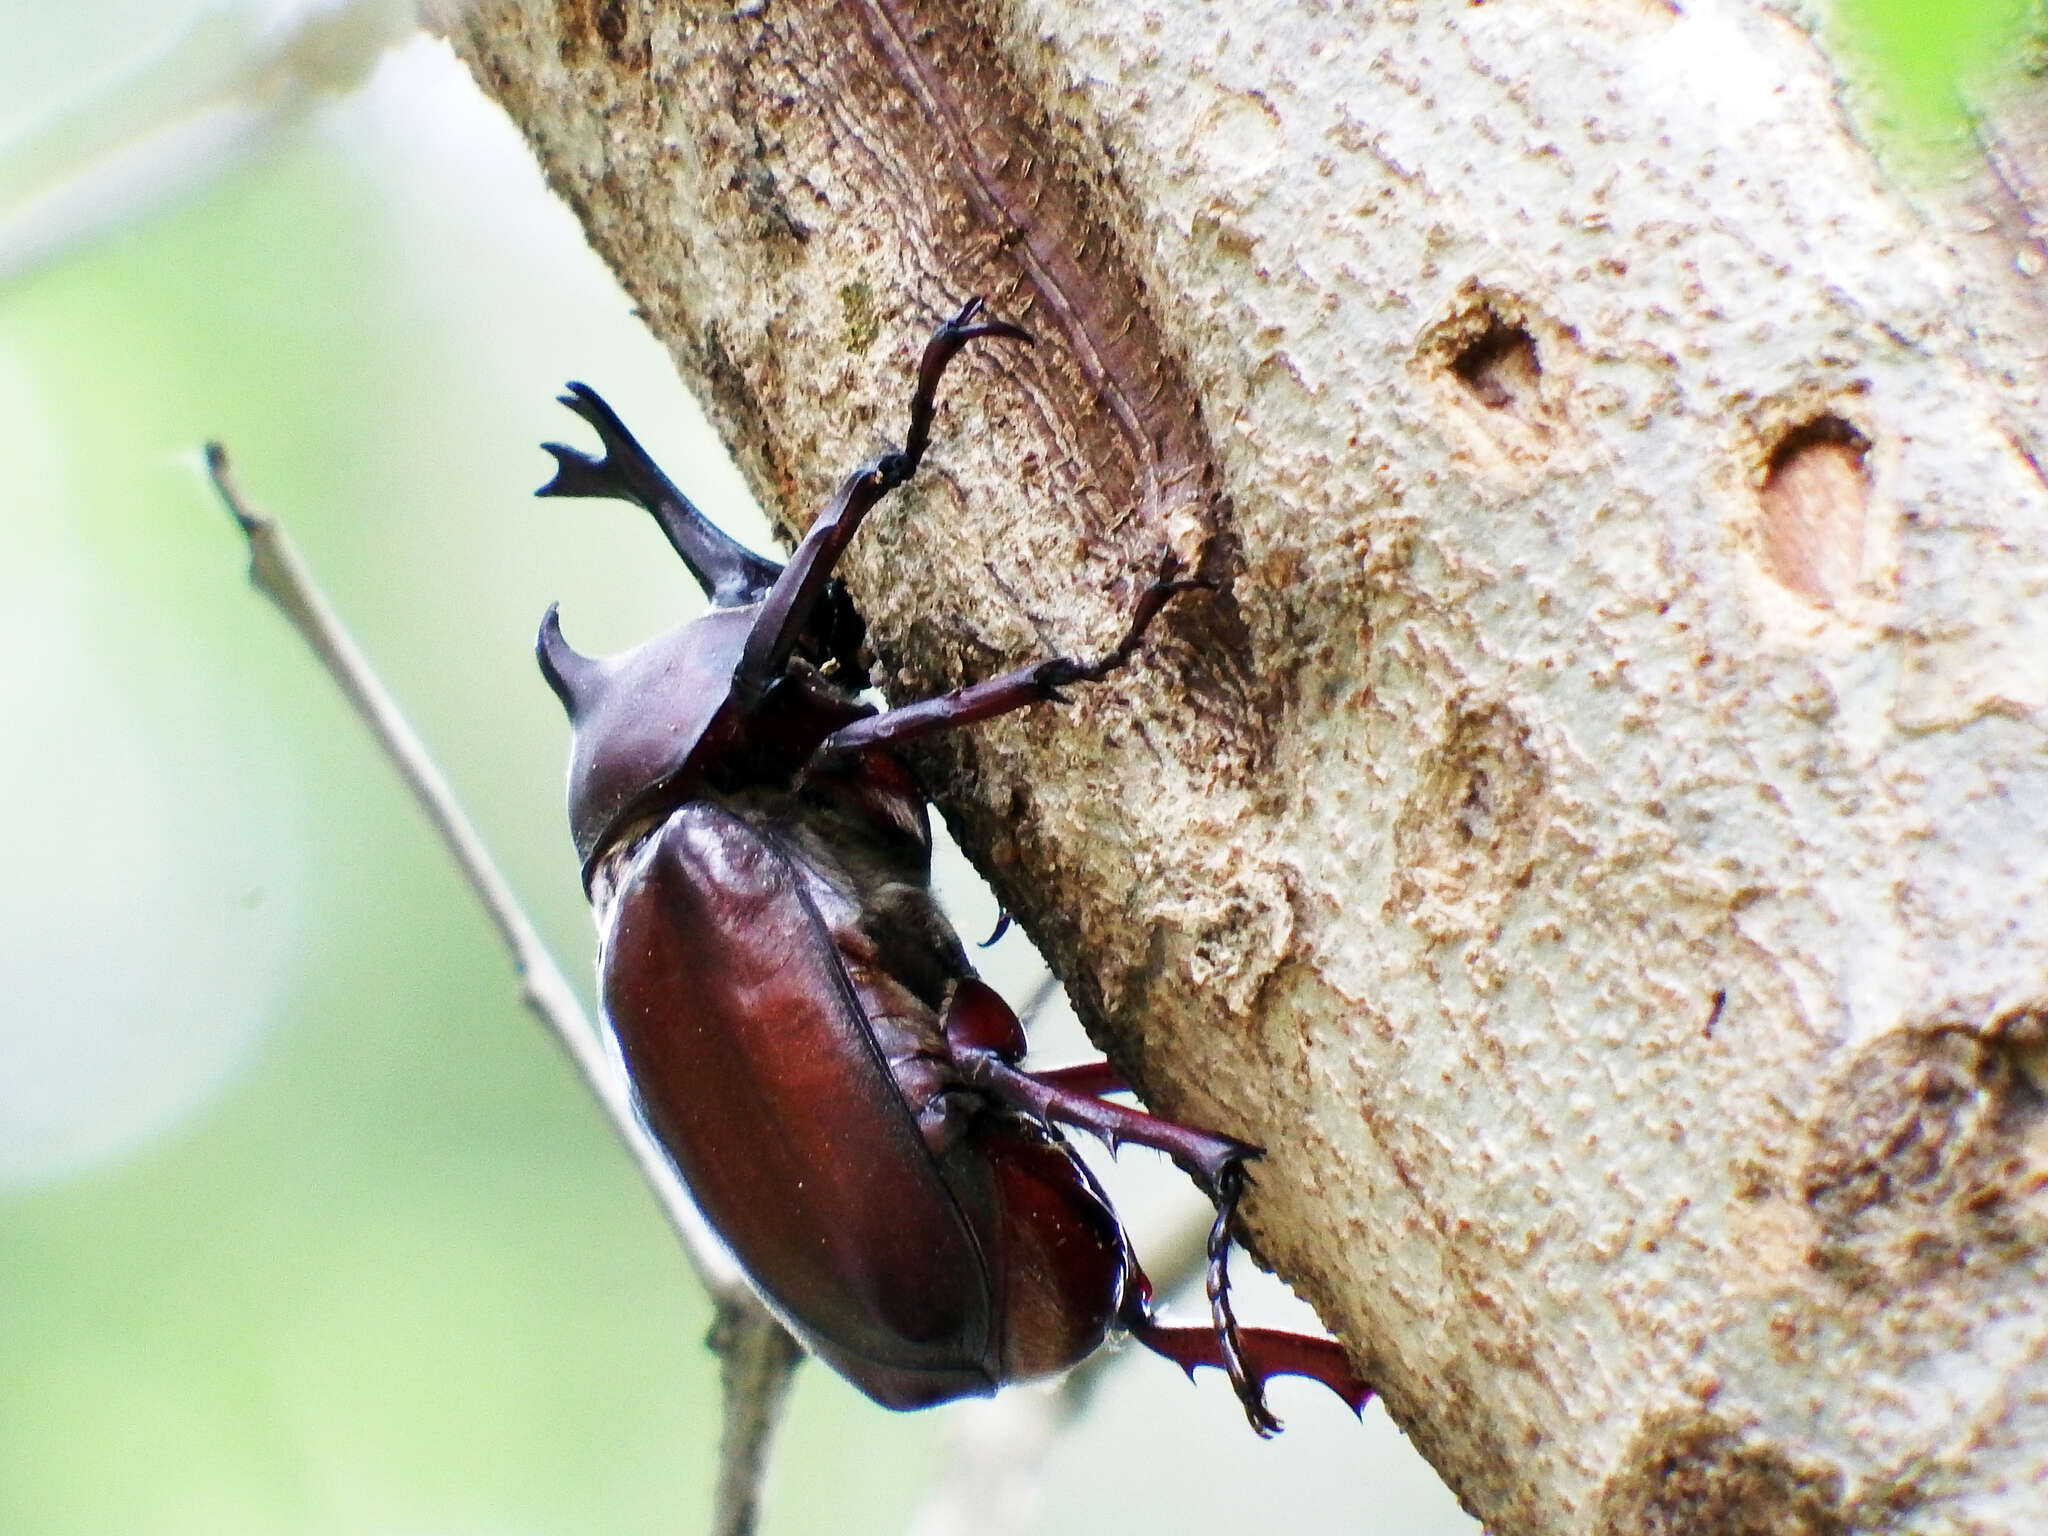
[538,383,783,607]
[536,604,604,719]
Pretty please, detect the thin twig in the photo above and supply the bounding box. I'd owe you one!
[709,1294,808,1536]
[202,443,800,1535]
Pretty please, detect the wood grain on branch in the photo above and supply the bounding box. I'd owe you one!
[422,2,2048,1529]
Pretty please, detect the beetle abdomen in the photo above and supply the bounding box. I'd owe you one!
[599,803,996,1378]
[955,1120,1124,1383]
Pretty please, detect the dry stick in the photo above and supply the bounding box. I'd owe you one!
[202,443,799,1536]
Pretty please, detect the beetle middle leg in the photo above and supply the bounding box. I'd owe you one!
[939,966,1371,1431]
[962,1049,1370,1431]
[950,1042,1303,1429]
[953,1048,1252,1193]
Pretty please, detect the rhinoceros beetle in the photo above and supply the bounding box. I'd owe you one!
[533,300,1370,1433]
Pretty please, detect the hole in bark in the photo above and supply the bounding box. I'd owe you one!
[1418,291,1575,465]
[1451,318,1542,414]
[555,0,648,68]
[1757,416,1869,607]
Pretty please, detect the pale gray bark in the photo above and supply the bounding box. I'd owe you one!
[421,3,2048,1530]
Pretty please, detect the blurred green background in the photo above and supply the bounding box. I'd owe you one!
[0,3,2026,1533]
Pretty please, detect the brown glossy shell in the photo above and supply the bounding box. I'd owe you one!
[600,802,999,1388]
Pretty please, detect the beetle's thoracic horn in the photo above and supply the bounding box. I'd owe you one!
[538,384,782,608]
[535,604,604,718]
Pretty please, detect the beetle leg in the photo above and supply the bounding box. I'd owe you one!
[538,383,784,606]
[957,1045,1370,1430]
[808,562,1208,764]
[732,299,1030,707]
[1202,1163,1275,1433]
[1027,1060,1130,1097]
[1118,1242,1374,1435]
[952,1049,1251,1195]
[1120,1163,1374,1434]
[938,974,1133,1093]
[940,976,1030,1061]
[893,295,1034,478]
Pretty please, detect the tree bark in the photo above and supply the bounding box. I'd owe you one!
[422,2,2048,1530]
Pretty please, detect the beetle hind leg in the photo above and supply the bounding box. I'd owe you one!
[1120,1287,1374,1435]
[1120,1177,1373,1435]
[955,1046,1371,1432]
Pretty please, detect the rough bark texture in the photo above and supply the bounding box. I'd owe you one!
[422,2,2048,1530]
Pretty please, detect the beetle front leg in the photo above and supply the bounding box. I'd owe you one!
[809,563,1207,763]
[894,296,1033,476]
[732,299,1030,706]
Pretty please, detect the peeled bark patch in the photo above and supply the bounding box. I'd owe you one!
[1391,699,1546,941]
[1801,1027,2048,1287]
[1595,1413,1846,1536]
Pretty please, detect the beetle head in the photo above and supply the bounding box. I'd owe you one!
[538,566,870,881]
[538,601,764,877]
[533,383,879,879]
